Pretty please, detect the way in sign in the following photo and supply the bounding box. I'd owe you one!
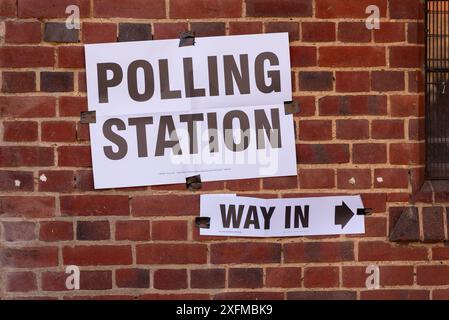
[200,194,366,237]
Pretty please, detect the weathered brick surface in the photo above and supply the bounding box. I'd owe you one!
[0,0,447,300]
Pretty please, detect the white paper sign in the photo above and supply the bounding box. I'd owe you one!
[85,33,292,116]
[90,105,297,189]
[200,195,366,237]
[84,33,296,189]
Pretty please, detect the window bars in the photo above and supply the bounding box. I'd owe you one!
[426,0,449,179]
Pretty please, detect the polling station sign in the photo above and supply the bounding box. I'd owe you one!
[85,33,292,116]
[84,33,297,189]
[200,195,366,237]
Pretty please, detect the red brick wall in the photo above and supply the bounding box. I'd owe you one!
[1,0,448,300]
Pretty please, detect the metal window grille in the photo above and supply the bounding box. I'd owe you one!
[426,0,449,179]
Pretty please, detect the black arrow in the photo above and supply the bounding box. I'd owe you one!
[335,201,354,229]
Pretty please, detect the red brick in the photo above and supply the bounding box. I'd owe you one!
[373,22,405,43]
[139,293,209,300]
[41,272,67,291]
[335,72,370,93]
[6,272,37,292]
[115,220,150,241]
[0,46,54,67]
[38,170,75,193]
[153,23,188,40]
[226,178,260,191]
[229,268,263,288]
[211,243,280,264]
[319,95,387,116]
[215,292,283,300]
[63,245,132,266]
[228,22,262,35]
[390,0,423,19]
[408,22,424,44]
[371,71,405,92]
[361,290,429,300]
[338,22,371,42]
[136,244,207,264]
[3,221,36,241]
[298,120,332,141]
[284,242,354,263]
[74,170,94,192]
[337,169,371,189]
[390,46,424,68]
[131,195,199,216]
[371,120,404,139]
[3,121,38,142]
[77,122,90,141]
[82,23,116,44]
[60,195,129,216]
[433,247,449,260]
[304,267,338,288]
[59,96,87,116]
[152,220,187,241]
[40,71,74,92]
[2,71,35,93]
[301,22,335,42]
[434,290,449,300]
[316,0,387,18]
[58,46,85,68]
[78,72,87,92]
[0,170,34,192]
[94,0,165,18]
[381,266,414,286]
[116,268,149,288]
[297,144,349,164]
[41,121,76,142]
[154,269,187,290]
[57,146,92,167]
[246,0,312,17]
[422,207,445,243]
[353,143,387,164]
[390,95,424,117]
[417,265,449,285]
[39,221,74,241]
[409,118,424,140]
[76,220,110,241]
[374,168,409,188]
[290,46,316,67]
[266,267,301,288]
[299,169,335,189]
[358,241,428,261]
[80,270,112,290]
[18,0,90,18]
[0,247,58,268]
[190,22,225,37]
[390,143,424,165]
[0,196,55,218]
[191,269,226,289]
[319,46,385,67]
[5,21,41,43]
[265,22,299,42]
[263,176,298,190]
[365,216,387,237]
[170,0,241,18]
[0,96,56,118]
[336,120,369,140]
[0,0,16,17]
[293,96,316,117]
[342,266,367,288]
[287,291,356,300]
[298,71,333,91]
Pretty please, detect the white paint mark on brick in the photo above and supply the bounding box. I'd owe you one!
[348,177,356,185]
[376,177,384,183]
[39,174,48,182]
[14,179,21,187]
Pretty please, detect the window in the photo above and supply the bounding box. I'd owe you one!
[426,0,449,179]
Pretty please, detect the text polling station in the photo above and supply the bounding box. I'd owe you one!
[84,33,296,189]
